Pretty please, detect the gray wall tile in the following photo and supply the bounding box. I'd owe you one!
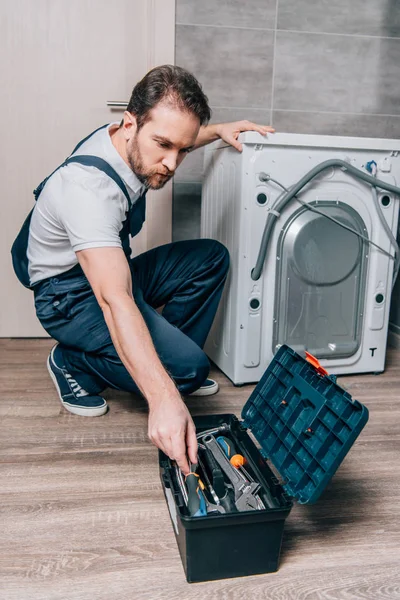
[273,111,400,138]
[174,148,204,183]
[174,107,272,182]
[274,31,400,115]
[176,25,274,108]
[172,182,202,241]
[176,0,277,30]
[210,106,272,126]
[278,0,400,38]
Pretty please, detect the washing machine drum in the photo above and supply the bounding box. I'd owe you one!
[274,201,368,359]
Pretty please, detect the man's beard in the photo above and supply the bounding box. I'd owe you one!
[127,137,173,190]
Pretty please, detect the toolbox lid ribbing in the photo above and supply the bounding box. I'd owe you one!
[241,345,369,504]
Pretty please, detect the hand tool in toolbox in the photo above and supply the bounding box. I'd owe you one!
[198,428,240,513]
[199,442,226,499]
[196,423,230,439]
[216,435,284,510]
[196,424,265,513]
[200,453,237,514]
[216,435,266,510]
[217,435,254,482]
[197,454,224,510]
[185,462,225,516]
[203,434,261,512]
[173,463,188,507]
[185,463,207,517]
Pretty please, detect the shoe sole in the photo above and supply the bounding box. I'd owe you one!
[190,382,219,397]
[47,353,108,417]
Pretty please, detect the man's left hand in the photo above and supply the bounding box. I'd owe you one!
[216,120,275,152]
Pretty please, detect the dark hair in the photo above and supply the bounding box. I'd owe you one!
[126,65,211,129]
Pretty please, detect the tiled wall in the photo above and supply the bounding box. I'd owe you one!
[173,0,400,331]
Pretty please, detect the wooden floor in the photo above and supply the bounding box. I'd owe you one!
[1,339,399,600]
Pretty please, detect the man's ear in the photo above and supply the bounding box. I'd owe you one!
[122,111,138,141]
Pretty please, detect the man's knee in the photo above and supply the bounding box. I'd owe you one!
[175,349,210,395]
[201,239,230,276]
[214,240,230,274]
[192,351,210,388]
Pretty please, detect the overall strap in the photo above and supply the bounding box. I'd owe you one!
[65,155,132,210]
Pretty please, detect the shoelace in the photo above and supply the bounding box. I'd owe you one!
[65,372,89,397]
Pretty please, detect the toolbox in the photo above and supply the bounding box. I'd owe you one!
[159,345,369,583]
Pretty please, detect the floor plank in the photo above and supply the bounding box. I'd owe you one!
[1,339,399,600]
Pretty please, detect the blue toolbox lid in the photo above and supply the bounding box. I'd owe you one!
[241,345,369,504]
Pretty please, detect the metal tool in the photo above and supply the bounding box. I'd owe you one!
[217,436,278,510]
[203,435,260,511]
[229,457,266,508]
[217,436,255,482]
[200,444,238,513]
[216,435,264,509]
[196,423,230,439]
[174,464,188,506]
[201,487,225,514]
[216,436,265,510]
[218,483,238,513]
[197,454,221,506]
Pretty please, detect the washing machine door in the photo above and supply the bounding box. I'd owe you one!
[273,201,369,359]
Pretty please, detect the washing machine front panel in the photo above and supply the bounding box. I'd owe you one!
[273,202,369,359]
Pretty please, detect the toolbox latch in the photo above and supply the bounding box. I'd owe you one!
[305,351,329,376]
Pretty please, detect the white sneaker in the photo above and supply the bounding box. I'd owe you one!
[189,378,219,397]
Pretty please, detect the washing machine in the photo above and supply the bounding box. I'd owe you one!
[201,132,400,384]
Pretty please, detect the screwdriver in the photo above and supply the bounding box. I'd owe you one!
[216,436,254,482]
[185,463,207,517]
[198,454,220,506]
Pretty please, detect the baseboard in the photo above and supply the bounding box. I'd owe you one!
[388,323,400,349]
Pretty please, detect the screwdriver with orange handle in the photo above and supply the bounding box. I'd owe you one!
[216,436,254,481]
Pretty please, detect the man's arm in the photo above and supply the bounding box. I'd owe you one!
[76,246,197,475]
[193,120,275,152]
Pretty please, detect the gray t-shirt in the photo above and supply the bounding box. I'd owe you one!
[27,123,146,285]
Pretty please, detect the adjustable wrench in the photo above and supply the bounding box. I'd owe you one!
[196,423,230,439]
[203,435,260,511]
[202,492,225,514]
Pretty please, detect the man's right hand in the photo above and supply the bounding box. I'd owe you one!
[148,392,198,475]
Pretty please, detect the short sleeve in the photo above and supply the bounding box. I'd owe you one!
[56,171,127,253]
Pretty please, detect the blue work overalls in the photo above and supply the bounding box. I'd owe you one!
[11,125,230,396]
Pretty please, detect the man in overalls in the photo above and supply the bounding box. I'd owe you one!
[12,65,273,474]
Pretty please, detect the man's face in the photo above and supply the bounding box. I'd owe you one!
[125,102,200,190]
